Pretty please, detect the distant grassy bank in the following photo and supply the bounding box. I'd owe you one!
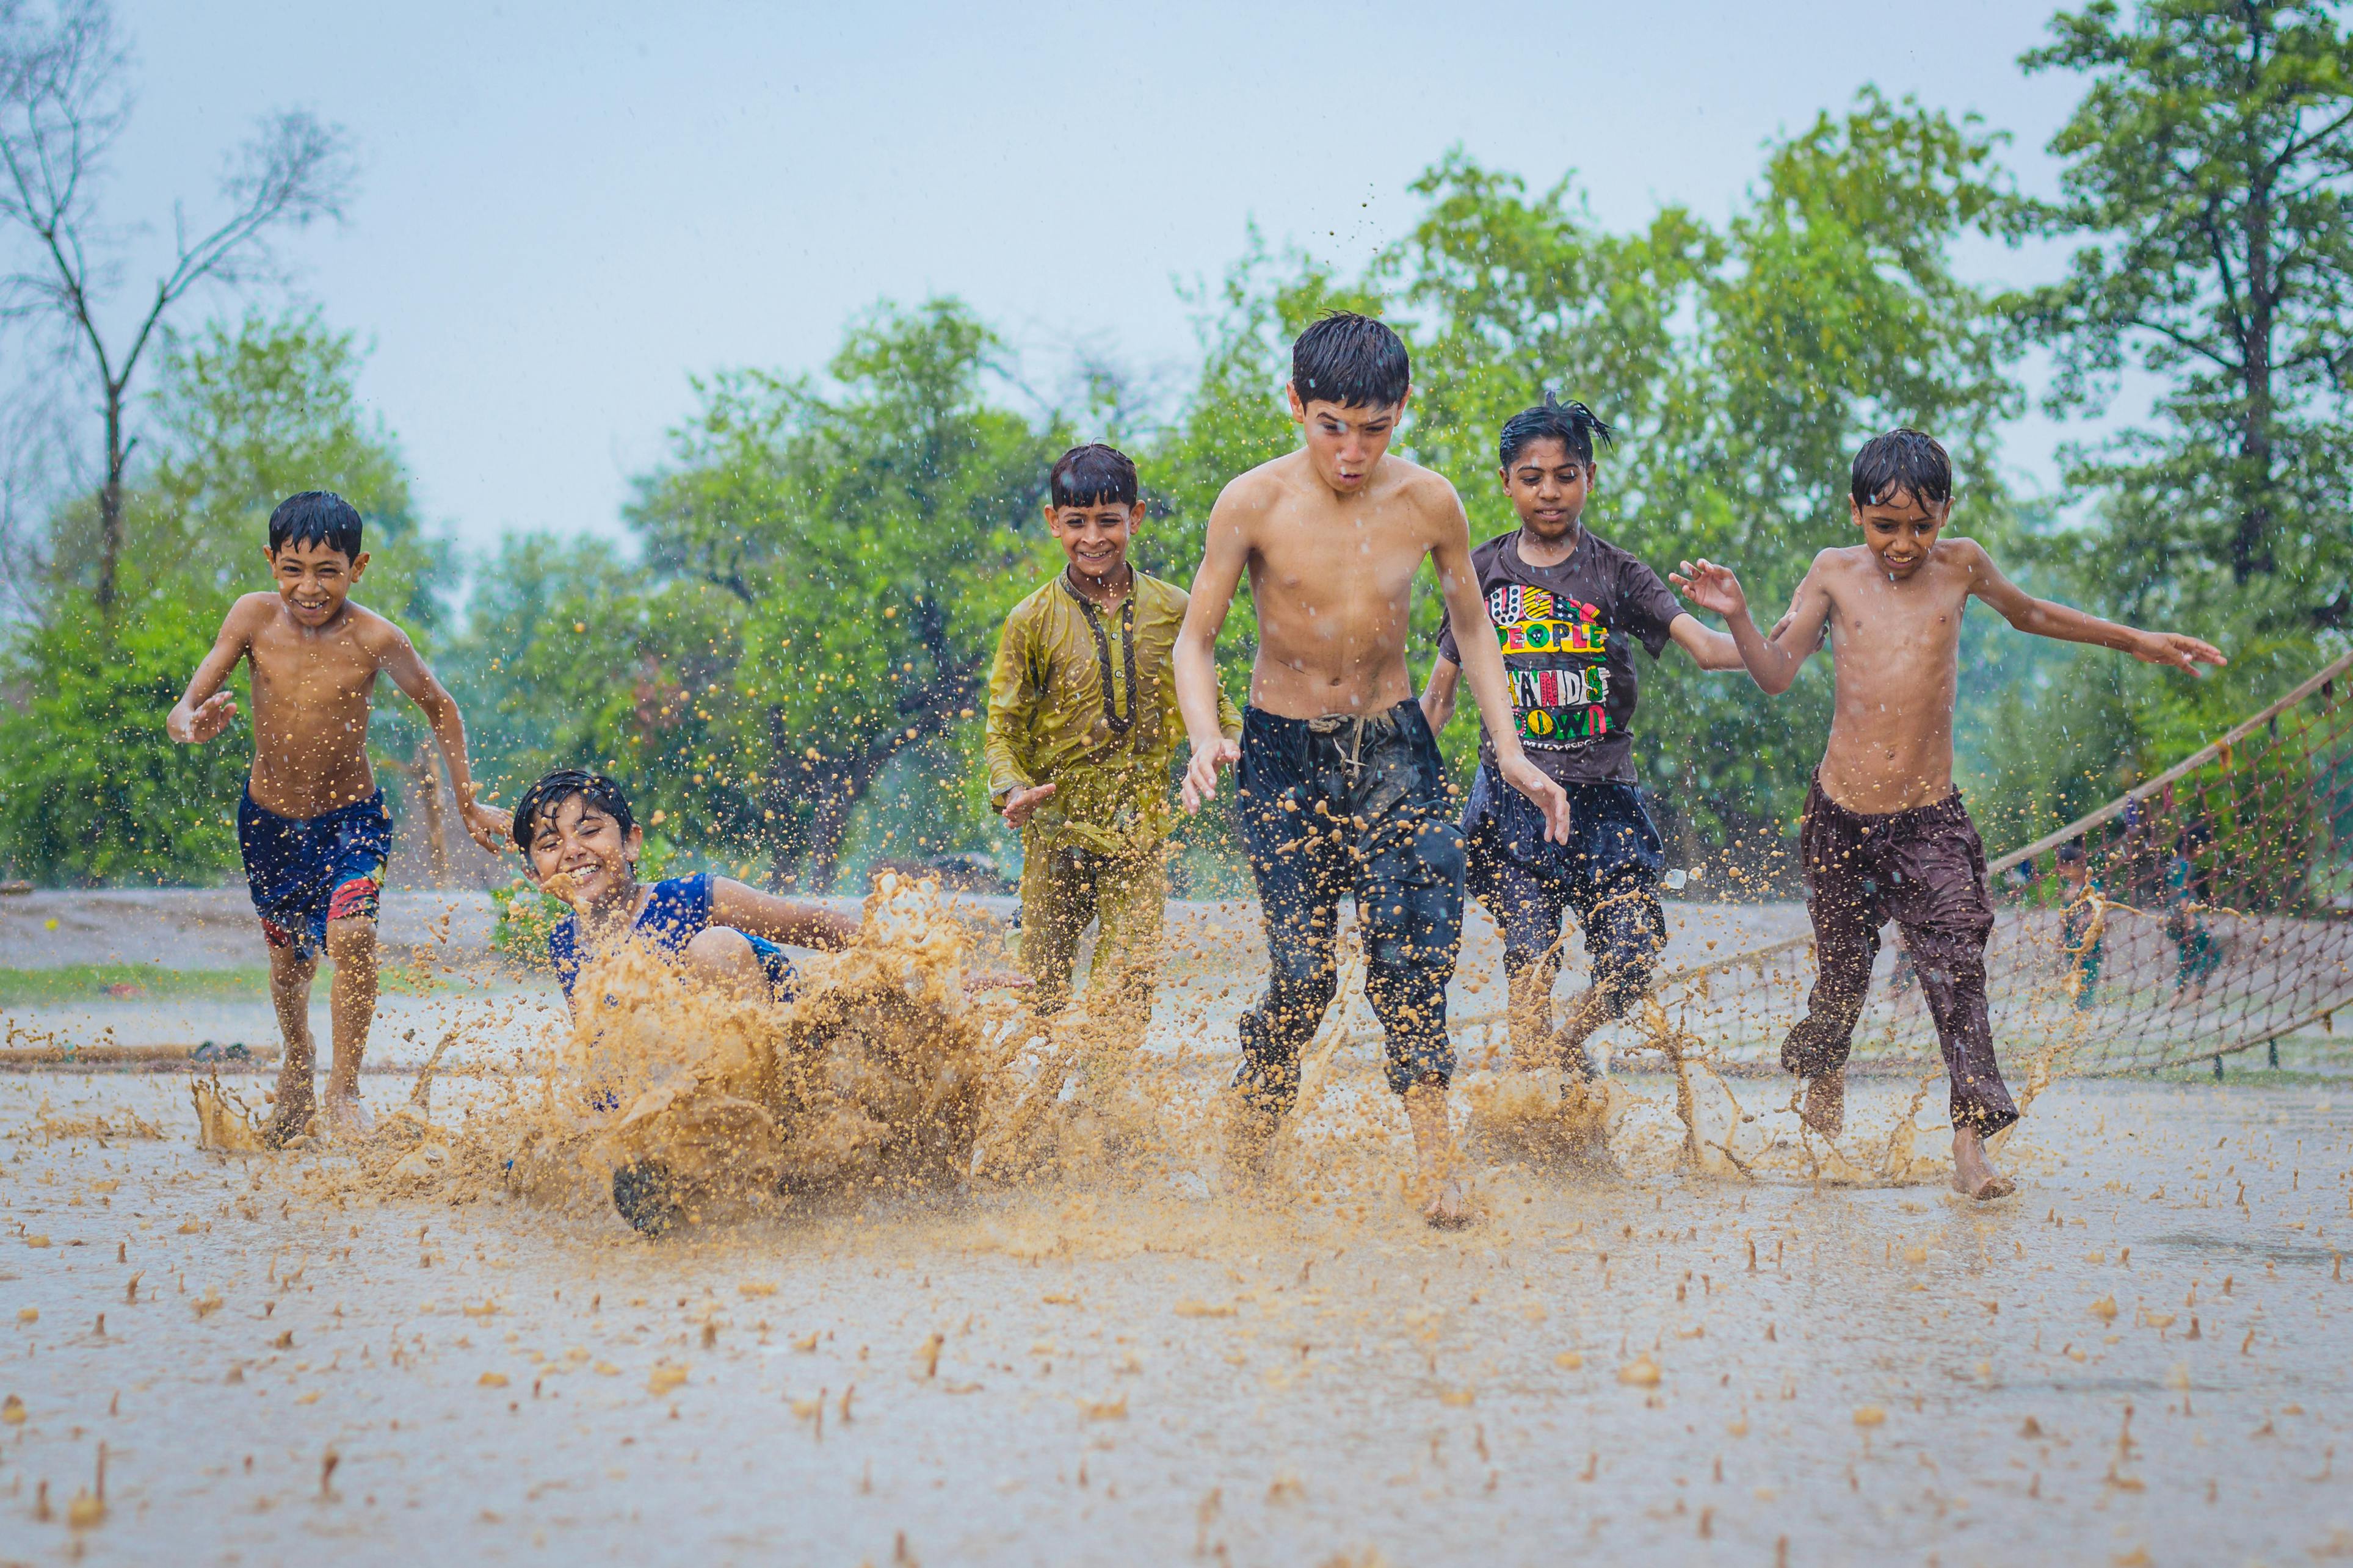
[0,961,495,1006]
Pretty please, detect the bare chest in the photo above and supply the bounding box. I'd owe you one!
[1250,508,1425,626]
[1825,571,1968,693]
[248,628,380,722]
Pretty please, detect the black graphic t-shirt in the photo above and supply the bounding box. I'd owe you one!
[1434,526,1686,786]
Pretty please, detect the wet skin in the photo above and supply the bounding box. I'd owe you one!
[168,541,511,1142]
[1672,486,2225,1198]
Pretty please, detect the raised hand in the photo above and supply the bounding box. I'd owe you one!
[1181,737,1241,813]
[169,692,239,745]
[461,798,514,854]
[2133,631,2227,676]
[1001,782,1057,829]
[1669,559,1749,622]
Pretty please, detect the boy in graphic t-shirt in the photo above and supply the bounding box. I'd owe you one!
[1421,397,1744,1108]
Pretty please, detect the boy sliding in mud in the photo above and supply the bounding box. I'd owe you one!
[1175,313,1572,1227]
[1420,396,1744,1130]
[169,491,509,1144]
[987,444,1240,1039]
[1673,430,2224,1199]
[512,769,859,1011]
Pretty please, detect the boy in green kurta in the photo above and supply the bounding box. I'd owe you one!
[987,444,1241,1035]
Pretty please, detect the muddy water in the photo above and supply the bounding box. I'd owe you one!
[5,883,2348,1561]
[2,1061,2346,1565]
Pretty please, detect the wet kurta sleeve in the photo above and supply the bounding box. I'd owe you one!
[984,603,1039,804]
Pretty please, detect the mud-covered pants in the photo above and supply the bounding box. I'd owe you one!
[1234,703,1465,1116]
[1463,765,1666,1077]
[1782,775,2018,1135]
[1017,837,1166,1033]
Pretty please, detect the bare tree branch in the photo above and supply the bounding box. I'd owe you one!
[0,0,355,612]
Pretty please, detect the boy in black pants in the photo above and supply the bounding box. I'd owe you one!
[1421,397,1742,1127]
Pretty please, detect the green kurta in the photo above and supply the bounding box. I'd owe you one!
[984,568,1239,859]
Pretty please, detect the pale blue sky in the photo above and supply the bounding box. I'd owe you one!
[89,0,2098,551]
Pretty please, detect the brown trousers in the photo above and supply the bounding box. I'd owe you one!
[1783,775,2018,1135]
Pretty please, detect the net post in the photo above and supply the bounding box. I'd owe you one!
[2212,1055,2224,1082]
[2269,1041,2279,1070]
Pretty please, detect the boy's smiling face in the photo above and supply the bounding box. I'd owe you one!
[525,792,642,912]
[1045,499,1142,582]
[1849,488,1949,579]
[1288,388,1405,495]
[1499,435,1594,543]
[264,538,367,627]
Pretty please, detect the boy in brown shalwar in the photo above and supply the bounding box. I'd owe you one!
[1672,430,2223,1199]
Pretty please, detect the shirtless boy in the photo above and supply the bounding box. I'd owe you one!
[1421,396,1744,1115]
[1672,430,2223,1199]
[169,491,508,1143]
[1175,312,1571,1226]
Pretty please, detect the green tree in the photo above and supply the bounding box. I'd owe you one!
[623,298,1060,889]
[1297,96,2026,867]
[2021,0,2353,636]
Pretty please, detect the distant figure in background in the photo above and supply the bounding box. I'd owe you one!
[1673,428,2224,1201]
[985,444,1239,1040]
[167,491,510,1145]
[2054,842,2104,1010]
[2164,825,2222,1002]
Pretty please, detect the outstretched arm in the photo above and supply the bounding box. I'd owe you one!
[1963,541,2225,674]
[166,599,260,743]
[1665,613,1746,671]
[379,628,511,852]
[1175,485,1252,812]
[1669,557,1827,695]
[1431,506,1570,843]
[709,879,861,950]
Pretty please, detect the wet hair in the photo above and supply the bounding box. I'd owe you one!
[2056,842,2088,866]
[1850,429,1952,510]
[1049,444,1138,510]
[1290,311,1410,410]
[1498,394,1616,469]
[267,490,363,558]
[512,768,636,854]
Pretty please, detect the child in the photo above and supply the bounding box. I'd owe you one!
[1418,396,1743,1111]
[985,444,1240,1036]
[511,768,859,1010]
[1672,430,2223,1199]
[169,491,509,1144]
[2054,843,2103,1010]
[1174,313,1572,1227]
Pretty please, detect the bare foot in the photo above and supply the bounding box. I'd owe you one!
[1951,1125,2015,1201]
[1404,1080,1477,1230]
[1224,1090,1279,1185]
[1421,1172,1471,1229]
[1801,1071,1846,1139]
[321,1083,376,1141]
[263,1060,315,1149]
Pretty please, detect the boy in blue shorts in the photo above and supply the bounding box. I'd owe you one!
[170,492,509,1144]
[1419,397,1744,1122]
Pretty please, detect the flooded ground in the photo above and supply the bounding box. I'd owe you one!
[4,1062,2347,1566]
[4,887,2349,1563]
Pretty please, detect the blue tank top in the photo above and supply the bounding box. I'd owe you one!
[546,873,796,1002]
